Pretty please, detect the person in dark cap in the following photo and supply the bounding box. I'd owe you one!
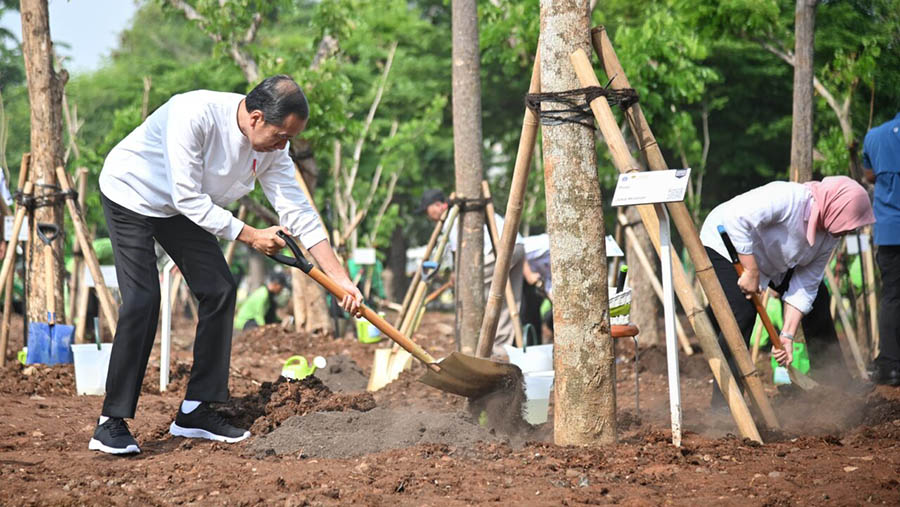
[418,189,525,357]
[234,271,290,331]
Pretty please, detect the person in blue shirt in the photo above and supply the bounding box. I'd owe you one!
[864,112,900,387]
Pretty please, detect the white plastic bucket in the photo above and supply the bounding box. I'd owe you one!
[71,343,113,395]
[523,370,554,424]
[503,343,553,373]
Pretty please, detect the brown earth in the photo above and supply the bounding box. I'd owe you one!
[1,310,899,505]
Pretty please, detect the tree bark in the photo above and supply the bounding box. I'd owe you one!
[540,0,615,445]
[624,206,663,346]
[20,0,67,326]
[790,0,817,183]
[383,225,408,302]
[451,0,485,354]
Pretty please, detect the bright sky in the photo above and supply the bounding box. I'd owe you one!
[1,0,139,73]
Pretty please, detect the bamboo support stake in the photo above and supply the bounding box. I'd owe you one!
[67,167,88,323]
[824,266,867,378]
[395,201,454,327]
[588,32,782,426]
[481,181,525,348]
[575,44,772,438]
[475,50,540,359]
[56,167,118,334]
[619,215,694,355]
[73,271,91,344]
[397,206,460,343]
[861,226,879,358]
[0,179,33,366]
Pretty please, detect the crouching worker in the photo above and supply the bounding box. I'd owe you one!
[90,75,362,455]
[699,176,874,407]
[234,272,289,331]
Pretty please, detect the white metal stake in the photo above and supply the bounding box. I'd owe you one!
[656,203,682,447]
[160,259,177,392]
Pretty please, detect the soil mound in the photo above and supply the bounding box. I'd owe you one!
[0,362,75,396]
[250,406,504,458]
[224,376,375,435]
[315,354,369,392]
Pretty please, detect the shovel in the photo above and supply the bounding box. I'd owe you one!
[268,231,521,398]
[26,223,75,364]
[718,226,819,390]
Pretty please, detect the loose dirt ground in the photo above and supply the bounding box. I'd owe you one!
[1,310,899,506]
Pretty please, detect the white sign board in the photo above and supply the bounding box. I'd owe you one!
[611,169,691,207]
[351,247,376,266]
[83,264,119,289]
[844,234,871,255]
[4,215,28,242]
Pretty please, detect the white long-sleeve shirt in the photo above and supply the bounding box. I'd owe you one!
[99,90,326,248]
[699,181,838,315]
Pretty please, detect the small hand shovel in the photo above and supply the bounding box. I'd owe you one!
[268,231,521,398]
[718,226,819,390]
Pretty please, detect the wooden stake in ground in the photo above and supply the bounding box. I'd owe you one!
[395,199,454,328]
[480,180,524,349]
[0,182,34,366]
[56,167,118,335]
[540,0,615,446]
[475,50,540,358]
[824,266,868,378]
[590,27,776,436]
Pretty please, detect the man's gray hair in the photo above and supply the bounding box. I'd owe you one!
[245,75,309,126]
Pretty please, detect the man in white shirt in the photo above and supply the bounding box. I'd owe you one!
[89,75,362,455]
[417,189,524,357]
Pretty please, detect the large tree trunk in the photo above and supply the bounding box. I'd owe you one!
[790,0,817,183]
[624,206,663,346]
[540,0,615,445]
[383,225,408,302]
[451,0,485,354]
[20,0,67,327]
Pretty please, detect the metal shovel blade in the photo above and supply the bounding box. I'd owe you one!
[419,351,523,399]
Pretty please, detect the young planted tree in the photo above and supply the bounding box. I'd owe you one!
[20,0,68,326]
[451,0,486,354]
[540,0,615,445]
[790,0,817,183]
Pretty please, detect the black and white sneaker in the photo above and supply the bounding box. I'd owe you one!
[169,403,250,443]
[88,418,141,455]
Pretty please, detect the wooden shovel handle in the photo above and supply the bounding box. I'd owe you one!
[270,231,438,368]
[719,227,783,352]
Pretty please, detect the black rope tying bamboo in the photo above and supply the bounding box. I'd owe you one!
[448,196,489,213]
[16,184,76,210]
[525,83,638,129]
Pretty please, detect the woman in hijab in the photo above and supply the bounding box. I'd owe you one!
[699,176,875,397]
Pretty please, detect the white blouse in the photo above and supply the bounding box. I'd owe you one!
[700,181,838,314]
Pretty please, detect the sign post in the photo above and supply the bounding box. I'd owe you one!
[611,168,691,446]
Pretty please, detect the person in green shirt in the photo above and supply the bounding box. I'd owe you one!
[234,271,289,331]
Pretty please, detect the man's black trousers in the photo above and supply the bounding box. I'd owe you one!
[101,193,237,418]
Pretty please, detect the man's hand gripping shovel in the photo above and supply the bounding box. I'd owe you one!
[718,226,819,390]
[268,231,521,398]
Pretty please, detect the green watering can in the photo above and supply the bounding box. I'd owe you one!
[281,355,327,380]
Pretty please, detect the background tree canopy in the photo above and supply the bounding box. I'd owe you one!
[1,0,898,253]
